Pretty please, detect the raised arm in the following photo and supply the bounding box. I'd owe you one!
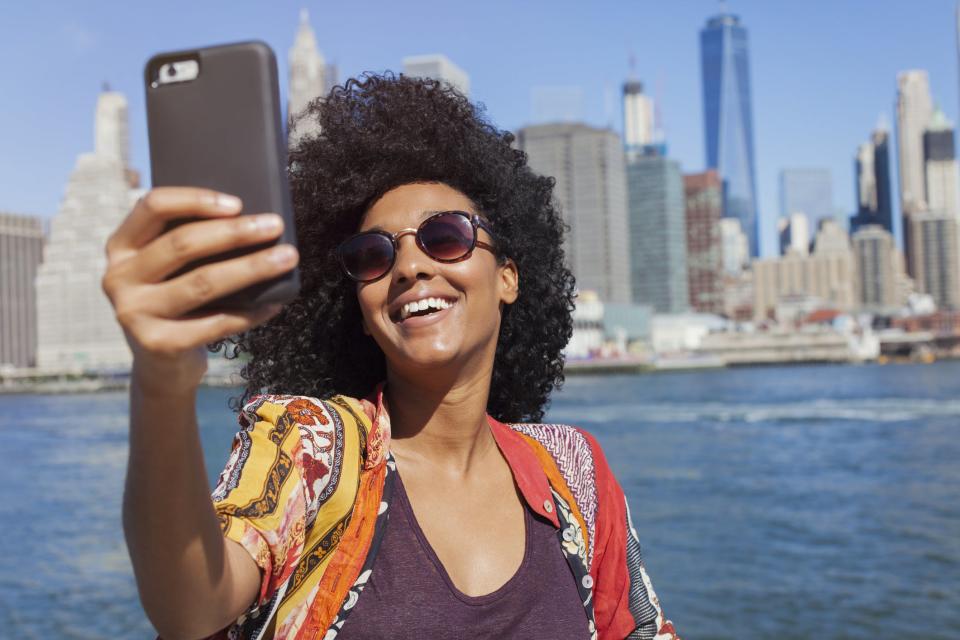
[101,187,298,639]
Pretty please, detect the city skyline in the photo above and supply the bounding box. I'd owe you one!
[2,1,959,259]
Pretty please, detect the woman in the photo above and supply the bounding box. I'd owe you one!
[104,74,679,640]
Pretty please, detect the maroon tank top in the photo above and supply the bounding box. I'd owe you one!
[336,469,590,639]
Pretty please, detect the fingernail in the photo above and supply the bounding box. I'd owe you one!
[216,194,243,212]
[268,245,297,265]
[251,213,282,232]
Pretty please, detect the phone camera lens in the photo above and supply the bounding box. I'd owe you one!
[167,64,178,77]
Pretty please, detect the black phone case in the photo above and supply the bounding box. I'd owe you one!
[144,41,300,311]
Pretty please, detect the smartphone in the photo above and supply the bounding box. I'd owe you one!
[144,41,300,311]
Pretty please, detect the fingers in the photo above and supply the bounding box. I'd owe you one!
[131,304,285,357]
[101,186,298,365]
[131,213,285,283]
[147,243,299,318]
[106,187,243,263]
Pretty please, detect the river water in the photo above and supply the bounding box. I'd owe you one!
[1,362,958,639]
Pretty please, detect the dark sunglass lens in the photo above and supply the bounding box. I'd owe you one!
[420,213,474,261]
[341,234,394,281]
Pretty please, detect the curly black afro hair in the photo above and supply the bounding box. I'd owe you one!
[215,73,575,423]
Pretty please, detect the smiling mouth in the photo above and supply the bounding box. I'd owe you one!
[395,297,455,322]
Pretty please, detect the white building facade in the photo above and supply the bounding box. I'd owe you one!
[622,79,654,152]
[402,54,470,97]
[719,217,749,274]
[288,9,328,145]
[752,220,857,320]
[35,91,141,371]
[777,212,810,256]
[896,70,934,216]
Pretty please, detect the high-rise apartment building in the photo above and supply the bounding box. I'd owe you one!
[852,225,908,310]
[403,54,470,97]
[683,171,723,314]
[907,212,960,310]
[752,219,856,319]
[622,79,654,153]
[849,126,894,235]
[777,212,810,256]
[626,154,689,313]
[924,108,959,217]
[701,11,760,257]
[288,9,327,144]
[517,123,632,303]
[35,91,140,371]
[779,169,833,240]
[0,213,44,368]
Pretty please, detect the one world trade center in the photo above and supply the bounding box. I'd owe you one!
[700,11,760,257]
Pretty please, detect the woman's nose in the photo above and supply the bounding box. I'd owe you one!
[391,232,435,282]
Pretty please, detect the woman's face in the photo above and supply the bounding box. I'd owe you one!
[355,182,518,380]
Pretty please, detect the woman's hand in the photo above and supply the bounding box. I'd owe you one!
[101,186,299,394]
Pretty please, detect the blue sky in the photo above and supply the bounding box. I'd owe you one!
[2,0,957,256]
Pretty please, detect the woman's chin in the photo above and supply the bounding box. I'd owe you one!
[393,347,460,372]
[384,339,480,379]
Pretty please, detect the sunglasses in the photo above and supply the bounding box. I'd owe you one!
[337,210,496,283]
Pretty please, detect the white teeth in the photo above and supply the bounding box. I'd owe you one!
[399,297,453,320]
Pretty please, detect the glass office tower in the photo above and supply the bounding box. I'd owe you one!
[700,12,759,257]
[850,127,894,236]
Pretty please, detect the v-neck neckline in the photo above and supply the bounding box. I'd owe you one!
[391,465,533,606]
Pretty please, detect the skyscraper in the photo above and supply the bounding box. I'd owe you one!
[924,107,959,217]
[94,91,129,168]
[517,123,632,303]
[684,171,723,314]
[897,70,934,279]
[0,213,44,368]
[626,154,689,313]
[622,79,654,154]
[849,125,894,235]
[402,55,470,97]
[288,8,327,144]
[779,169,833,239]
[35,90,140,371]
[852,225,907,310]
[907,212,960,310]
[897,71,934,212]
[700,11,759,257]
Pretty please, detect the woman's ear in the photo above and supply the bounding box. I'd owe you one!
[498,258,519,305]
